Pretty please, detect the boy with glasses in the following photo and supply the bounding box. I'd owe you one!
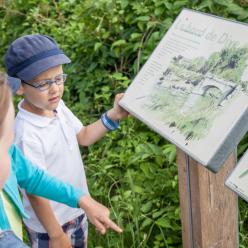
[5,34,128,248]
[0,74,122,248]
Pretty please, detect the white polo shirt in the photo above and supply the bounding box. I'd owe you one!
[14,100,89,233]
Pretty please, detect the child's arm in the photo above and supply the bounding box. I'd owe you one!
[27,195,71,248]
[77,93,129,146]
[12,145,122,234]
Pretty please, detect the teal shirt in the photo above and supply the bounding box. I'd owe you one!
[0,144,85,231]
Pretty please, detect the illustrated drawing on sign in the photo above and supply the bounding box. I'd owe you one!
[120,9,248,172]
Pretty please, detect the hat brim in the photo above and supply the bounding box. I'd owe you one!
[7,76,21,94]
[17,53,71,81]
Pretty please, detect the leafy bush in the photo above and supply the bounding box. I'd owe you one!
[1,0,248,247]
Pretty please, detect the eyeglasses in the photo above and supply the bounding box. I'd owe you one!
[22,73,67,92]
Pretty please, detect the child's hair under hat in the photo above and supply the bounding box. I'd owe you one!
[4,34,71,92]
[7,76,21,94]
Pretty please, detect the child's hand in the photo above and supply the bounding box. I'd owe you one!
[107,93,129,121]
[79,195,123,235]
[50,231,71,248]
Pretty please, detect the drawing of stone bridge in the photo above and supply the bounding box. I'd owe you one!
[180,73,237,113]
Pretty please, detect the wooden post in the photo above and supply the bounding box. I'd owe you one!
[177,148,238,248]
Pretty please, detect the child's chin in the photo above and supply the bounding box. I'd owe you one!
[48,101,60,109]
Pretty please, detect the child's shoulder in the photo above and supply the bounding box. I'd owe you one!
[15,100,53,129]
[14,108,44,143]
[15,110,34,131]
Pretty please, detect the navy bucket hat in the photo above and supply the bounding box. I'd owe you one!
[5,34,71,82]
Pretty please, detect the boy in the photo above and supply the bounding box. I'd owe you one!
[5,34,128,247]
[0,73,122,248]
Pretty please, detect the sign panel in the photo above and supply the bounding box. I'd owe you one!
[120,9,248,172]
[226,150,248,201]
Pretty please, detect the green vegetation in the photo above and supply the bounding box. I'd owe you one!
[1,0,248,247]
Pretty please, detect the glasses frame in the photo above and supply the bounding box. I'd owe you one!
[22,73,67,92]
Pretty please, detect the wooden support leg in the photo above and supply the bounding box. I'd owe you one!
[177,149,238,248]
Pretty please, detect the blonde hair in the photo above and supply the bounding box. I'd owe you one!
[0,72,11,137]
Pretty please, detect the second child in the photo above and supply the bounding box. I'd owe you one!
[5,34,128,247]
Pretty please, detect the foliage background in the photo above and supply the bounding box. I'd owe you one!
[1,0,248,247]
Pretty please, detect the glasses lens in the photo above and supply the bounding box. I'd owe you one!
[54,74,67,85]
[62,74,67,83]
[38,82,50,91]
[34,74,67,91]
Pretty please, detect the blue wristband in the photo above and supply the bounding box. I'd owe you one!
[101,112,120,131]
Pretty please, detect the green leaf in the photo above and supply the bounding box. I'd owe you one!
[121,0,129,9]
[94,42,102,51]
[164,2,172,10]
[155,7,164,16]
[123,190,132,198]
[130,32,142,40]
[169,149,176,164]
[136,16,150,22]
[156,217,171,228]
[173,0,189,9]
[141,201,153,213]
[213,0,232,6]
[141,218,153,229]
[140,163,152,177]
[133,185,144,194]
[227,4,248,19]
[152,209,166,219]
[196,0,211,10]
[111,39,127,48]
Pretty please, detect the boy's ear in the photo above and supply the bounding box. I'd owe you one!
[16,84,24,96]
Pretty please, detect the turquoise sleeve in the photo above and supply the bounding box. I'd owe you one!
[11,145,86,208]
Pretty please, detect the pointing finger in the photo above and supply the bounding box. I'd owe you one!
[103,218,123,233]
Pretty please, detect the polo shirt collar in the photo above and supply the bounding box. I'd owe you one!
[17,100,58,128]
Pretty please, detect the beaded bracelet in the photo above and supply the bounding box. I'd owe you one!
[101,112,120,131]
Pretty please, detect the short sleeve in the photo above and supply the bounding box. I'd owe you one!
[60,101,84,134]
